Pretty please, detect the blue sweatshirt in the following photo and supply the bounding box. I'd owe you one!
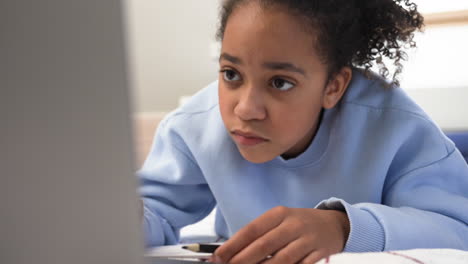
[138,70,468,252]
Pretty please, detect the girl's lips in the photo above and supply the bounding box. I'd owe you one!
[232,131,268,146]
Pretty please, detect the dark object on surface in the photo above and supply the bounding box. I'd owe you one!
[183,244,221,253]
[145,257,214,264]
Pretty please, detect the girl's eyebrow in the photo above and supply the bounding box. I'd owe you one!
[219,52,242,64]
[220,52,306,77]
[262,62,306,76]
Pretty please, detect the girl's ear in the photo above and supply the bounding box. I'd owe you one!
[322,67,352,109]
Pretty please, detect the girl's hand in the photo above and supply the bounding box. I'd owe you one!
[211,206,349,264]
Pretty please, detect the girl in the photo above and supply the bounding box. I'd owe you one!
[139,0,468,263]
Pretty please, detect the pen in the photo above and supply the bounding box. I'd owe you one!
[182,243,220,253]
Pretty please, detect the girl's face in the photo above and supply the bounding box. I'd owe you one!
[219,2,351,163]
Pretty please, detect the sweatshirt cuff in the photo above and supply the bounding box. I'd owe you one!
[316,198,385,252]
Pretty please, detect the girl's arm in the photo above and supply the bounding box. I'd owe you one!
[318,148,468,252]
[138,115,216,247]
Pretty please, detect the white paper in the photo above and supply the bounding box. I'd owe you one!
[314,248,468,264]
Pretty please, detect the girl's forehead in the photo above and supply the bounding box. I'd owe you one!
[222,3,321,69]
[224,3,317,46]
[227,2,309,34]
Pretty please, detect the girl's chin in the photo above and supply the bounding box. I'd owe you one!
[237,147,278,164]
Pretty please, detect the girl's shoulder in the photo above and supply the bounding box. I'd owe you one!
[176,80,220,114]
[156,81,225,147]
[337,70,454,157]
[341,69,428,121]
[160,81,220,128]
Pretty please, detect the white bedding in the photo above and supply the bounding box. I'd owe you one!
[315,248,468,264]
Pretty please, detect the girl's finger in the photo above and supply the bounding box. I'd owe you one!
[228,221,300,264]
[214,206,288,262]
[299,250,329,264]
[260,237,315,264]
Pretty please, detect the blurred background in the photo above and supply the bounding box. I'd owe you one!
[125,0,468,166]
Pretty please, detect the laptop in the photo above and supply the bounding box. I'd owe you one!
[1,1,211,263]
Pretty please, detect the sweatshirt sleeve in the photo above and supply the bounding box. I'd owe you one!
[137,115,216,247]
[317,148,468,252]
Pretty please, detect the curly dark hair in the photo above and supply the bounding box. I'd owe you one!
[216,0,424,86]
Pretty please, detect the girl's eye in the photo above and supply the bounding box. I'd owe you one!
[271,78,294,91]
[222,70,241,82]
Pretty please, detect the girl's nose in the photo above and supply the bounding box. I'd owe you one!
[233,87,267,121]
